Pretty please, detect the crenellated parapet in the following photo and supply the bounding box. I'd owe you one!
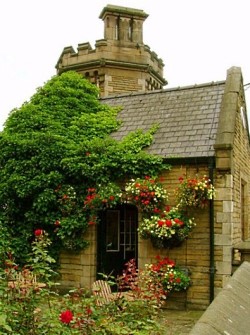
[56,5,167,97]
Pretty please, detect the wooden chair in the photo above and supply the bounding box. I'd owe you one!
[92,279,135,305]
[8,270,46,290]
[92,279,116,305]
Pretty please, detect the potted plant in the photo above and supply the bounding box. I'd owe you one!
[176,175,215,209]
[124,176,168,213]
[143,255,191,296]
[138,206,196,248]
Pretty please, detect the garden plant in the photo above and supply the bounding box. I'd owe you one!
[0,231,167,334]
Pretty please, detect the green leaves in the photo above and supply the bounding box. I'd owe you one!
[0,71,168,265]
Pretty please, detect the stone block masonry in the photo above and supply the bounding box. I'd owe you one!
[189,261,250,334]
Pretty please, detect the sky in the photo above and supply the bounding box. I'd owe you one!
[1,0,250,130]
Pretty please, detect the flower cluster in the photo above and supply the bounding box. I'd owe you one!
[138,206,195,248]
[144,256,191,294]
[125,176,168,212]
[176,175,215,208]
[84,183,122,211]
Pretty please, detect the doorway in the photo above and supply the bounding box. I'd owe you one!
[97,204,138,279]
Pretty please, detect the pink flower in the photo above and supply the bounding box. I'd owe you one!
[60,310,73,324]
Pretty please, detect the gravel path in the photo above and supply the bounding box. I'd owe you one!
[159,309,204,335]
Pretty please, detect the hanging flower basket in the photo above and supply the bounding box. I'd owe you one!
[150,235,185,249]
[84,183,122,211]
[176,175,215,209]
[124,176,168,213]
[138,206,196,249]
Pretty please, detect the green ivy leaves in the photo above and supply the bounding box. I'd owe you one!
[0,71,167,266]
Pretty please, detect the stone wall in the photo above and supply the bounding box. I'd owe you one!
[138,164,213,309]
[213,67,250,294]
[189,261,250,335]
[59,225,97,290]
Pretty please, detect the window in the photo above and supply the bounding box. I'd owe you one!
[115,18,120,40]
[128,19,133,41]
[106,210,120,251]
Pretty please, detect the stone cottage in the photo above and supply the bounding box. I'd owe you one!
[56,5,250,309]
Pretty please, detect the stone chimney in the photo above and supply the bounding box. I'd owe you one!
[99,5,147,45]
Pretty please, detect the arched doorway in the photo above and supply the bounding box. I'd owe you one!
[97,204,138,279]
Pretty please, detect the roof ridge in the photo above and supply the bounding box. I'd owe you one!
[100,80,226,100]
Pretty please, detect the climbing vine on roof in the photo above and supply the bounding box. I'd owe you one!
[0,71,169,266]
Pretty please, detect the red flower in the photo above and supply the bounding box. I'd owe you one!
[54,220,60,226]
[109,195,115,201]
[178,176,184,183]
[158,220,164,227]
[34,229,43,236]
[174,218,184,226]
[165,220,172,227]
[86,306,92,316]
[60,310,73,324]
[165,205,171,212]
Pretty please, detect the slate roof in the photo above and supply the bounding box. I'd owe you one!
[101,81,226,159]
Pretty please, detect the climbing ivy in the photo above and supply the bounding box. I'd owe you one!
[0,71,169,266]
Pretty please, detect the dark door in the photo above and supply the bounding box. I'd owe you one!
[97,204,138,279]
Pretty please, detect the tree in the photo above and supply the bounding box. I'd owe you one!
[0,71,167,265]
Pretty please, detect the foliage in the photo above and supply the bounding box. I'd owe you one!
[0,230,58,334]
[0,235,163,334]
[143,255,191,295]
[0,71,167,265]
[84,184,122,211]
[176,175,215,208]
[138,206,196,248]
[117,258,166,307]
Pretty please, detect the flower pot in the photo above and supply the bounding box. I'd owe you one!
[150,236,184,249]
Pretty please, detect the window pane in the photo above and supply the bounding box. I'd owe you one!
[106,210,120,251]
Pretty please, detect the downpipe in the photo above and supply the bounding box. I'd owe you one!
[209,158,216,303]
